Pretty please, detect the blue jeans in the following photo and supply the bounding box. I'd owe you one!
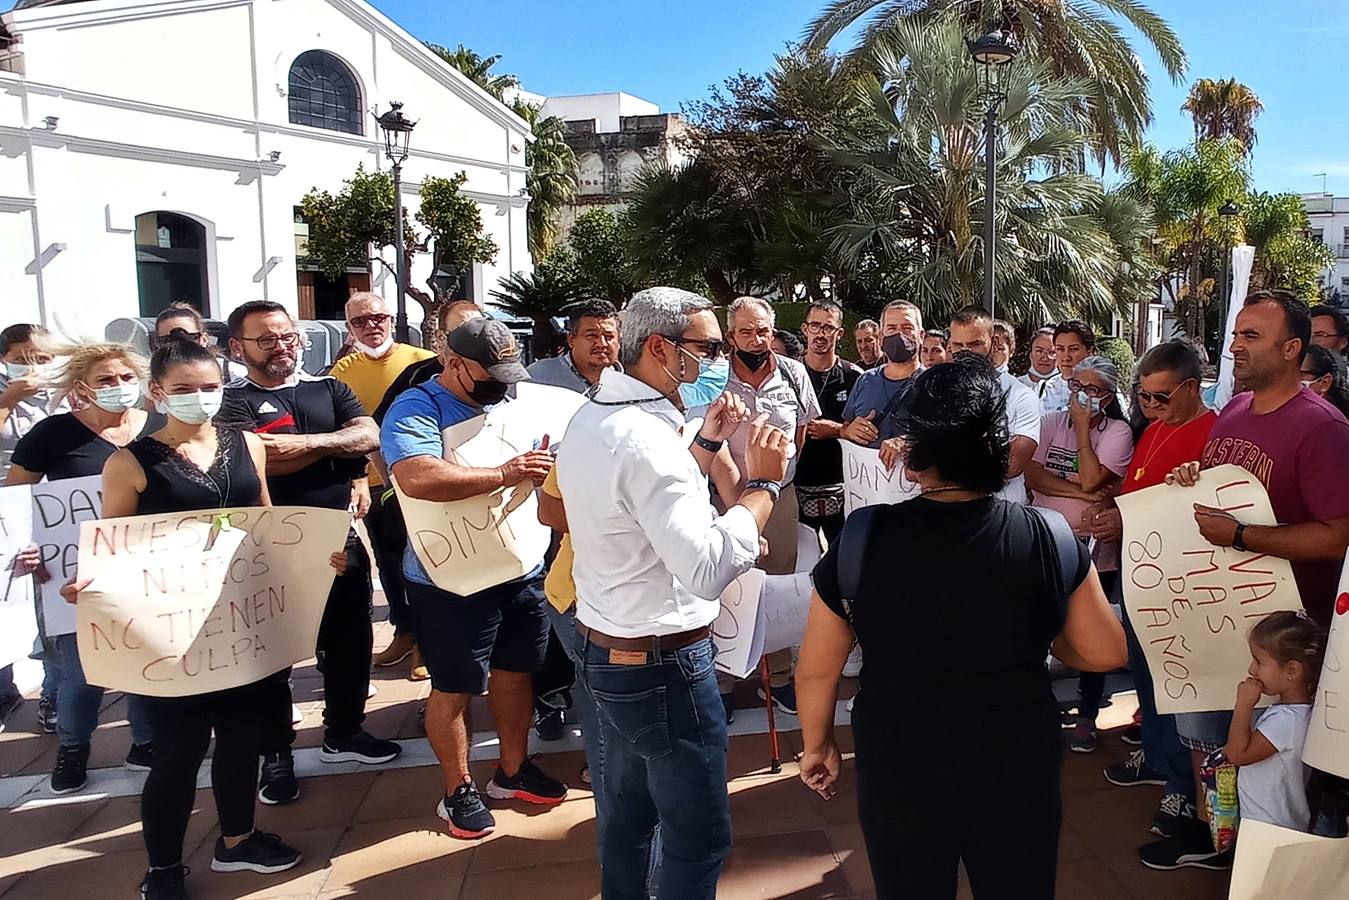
[579,634,730,900]
[1120,583,1194,802]
[55,634,152,748]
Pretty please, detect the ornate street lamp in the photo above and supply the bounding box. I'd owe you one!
[968,29,1018,318]
[376,101,417,342]
[1217,199,1241,340]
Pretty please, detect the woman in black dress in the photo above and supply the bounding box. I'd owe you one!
[65,340,341,900]
[795,355,1127,900]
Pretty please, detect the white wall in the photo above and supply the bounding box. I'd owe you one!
[0,0,531,335]
[539,92,659,133]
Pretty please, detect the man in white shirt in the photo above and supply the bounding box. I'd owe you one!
[557,286,789,899]
[947,306,1041,503]
[526,299,620,391]
[1019,327,1063,414]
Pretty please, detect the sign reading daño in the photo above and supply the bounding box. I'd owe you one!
[1116,465,1303,714]
[74,506,351,697]
[841,442,918,517]
[396,383,586,597]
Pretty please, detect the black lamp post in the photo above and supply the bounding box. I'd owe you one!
[968,29,1018,319]
[1217,199,1241,345]
[376,101,417,343]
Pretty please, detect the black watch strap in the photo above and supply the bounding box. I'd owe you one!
[692,433,723,453]
[745,478,782,500]
[1233,523,1247,552]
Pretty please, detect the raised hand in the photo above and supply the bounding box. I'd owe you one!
[699,393,749,443]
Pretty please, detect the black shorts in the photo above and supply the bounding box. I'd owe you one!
[405,576,550,695]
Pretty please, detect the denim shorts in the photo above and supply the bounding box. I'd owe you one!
[406,576,549,695]
[1175,710,1233,753]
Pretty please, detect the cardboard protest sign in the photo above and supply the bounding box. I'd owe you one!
[762,571,814,655]
[0,484,37,667]
[32,474,102,636]
[1228,818,1349,900]
[1303,551,1349,779]
[712,569,766,679]
[841,442,918,517]
[1116,465,1303,714]
[395,383,586,597]
[74,506,351,697]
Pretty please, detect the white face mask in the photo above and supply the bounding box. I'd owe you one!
[162,390,222,425]
[90,382,142,413]
[355,337,395,359]
[4,362,30,378]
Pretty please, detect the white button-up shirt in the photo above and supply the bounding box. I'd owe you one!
[557,369,761,637]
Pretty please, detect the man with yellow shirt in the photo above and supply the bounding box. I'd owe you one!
[330,292,435,677]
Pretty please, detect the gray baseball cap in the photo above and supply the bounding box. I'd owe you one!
[446,318,529,383]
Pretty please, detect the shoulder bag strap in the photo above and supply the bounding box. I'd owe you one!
[776,357,806,413]
[836,506,878,619]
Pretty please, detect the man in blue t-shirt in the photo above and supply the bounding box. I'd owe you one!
[841,300,924,448]
[381,318,565,839]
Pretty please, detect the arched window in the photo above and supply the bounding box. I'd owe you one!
[134,212,208,317]
[288,50,363,135]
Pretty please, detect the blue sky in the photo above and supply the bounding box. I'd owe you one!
[386,0,1349,196]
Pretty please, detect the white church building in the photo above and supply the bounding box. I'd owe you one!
[0,0,533,335]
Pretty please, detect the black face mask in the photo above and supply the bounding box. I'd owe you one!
[455,362,509,407]
[736,348,771,371]
[882,332,917,364]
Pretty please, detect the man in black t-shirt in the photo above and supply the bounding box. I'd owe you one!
[219,300,399,807]
[796,301,863,545]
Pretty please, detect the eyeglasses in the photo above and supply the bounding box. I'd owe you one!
[667,336,729,360]
[1067,379,1111,399]
[802,322,841,335]
[1136,378,1195,406]
[239,332,303,351]
[349,313,392,329]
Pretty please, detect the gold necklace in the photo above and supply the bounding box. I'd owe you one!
[1132,409,1207,483]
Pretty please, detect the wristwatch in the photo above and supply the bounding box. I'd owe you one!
[1233,523,1247,552]
[745,478,782,500]
[692,433,723,453]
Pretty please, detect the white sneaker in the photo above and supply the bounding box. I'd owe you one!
[842,644,863,678]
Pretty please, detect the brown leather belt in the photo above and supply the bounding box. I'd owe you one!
[574,622,710,658]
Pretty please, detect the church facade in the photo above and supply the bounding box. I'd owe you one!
[0,0,532,333]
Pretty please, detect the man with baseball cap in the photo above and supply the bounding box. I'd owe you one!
[381,317,567,839]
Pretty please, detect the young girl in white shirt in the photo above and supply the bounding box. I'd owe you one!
[1222,611,1326,832]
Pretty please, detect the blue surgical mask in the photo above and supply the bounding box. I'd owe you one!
[679,357,731,408]
[163,390,222,425]
[1075,390,1103,415]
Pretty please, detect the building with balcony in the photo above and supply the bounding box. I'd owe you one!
[1302,192,1349,303]
[0,0,532,334]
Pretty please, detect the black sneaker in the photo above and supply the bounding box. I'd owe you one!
[125,743,154,772]
[437,782,496,839]
[0,691,21,730]
[321,731,401,765]
[50,744,90,794]
[37,695,57,735]
[1121,722,1143,746]
[140,864,188,900]
[258,751,300,806]
[1151,792,1197,838]
[535,706,564,742]
[486,756,568,806]
[210,831,301,874]
[757,683,798,716]
[1139,820,1233,871]
[721,692,735,725]
[1103,749,1167,788]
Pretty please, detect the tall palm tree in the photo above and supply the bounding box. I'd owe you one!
[511,100,577,259]
[1182,78,1263,153]
[427,43,518,100]
[489,266,587,359]
[827,19,1132,325]
[804,0,1187,167]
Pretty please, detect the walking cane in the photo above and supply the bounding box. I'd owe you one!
[759,657,782,774]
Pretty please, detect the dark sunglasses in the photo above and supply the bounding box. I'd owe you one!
[1136,377,1196,406]
[667,335,729,361]
[349,313,392,329]
[151,327,201,348]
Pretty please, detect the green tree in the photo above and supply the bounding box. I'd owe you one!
[489,258,587,359]
[804,0,1187,167]
[1182,78,1263,153]
[567,208,640,305]
[1243,191,1334,298]
[414,172,499,325]
[827,20,1136,325]
[299,164,400,277]
[510,100,577,259]
[427,43,518,100]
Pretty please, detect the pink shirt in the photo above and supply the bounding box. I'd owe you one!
[1031,412,1135,571]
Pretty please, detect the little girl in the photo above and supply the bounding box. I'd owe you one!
[1222,611,1325,832]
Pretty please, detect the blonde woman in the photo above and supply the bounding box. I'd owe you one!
[7,342,162,793]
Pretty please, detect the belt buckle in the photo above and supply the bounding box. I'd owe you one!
[608,648,647,666]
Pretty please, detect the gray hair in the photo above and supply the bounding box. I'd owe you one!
[619,287,713,367]
[727,295,775,328]
[1074,355,1120,392]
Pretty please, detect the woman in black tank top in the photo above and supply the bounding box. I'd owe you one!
[70,341,296,900]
